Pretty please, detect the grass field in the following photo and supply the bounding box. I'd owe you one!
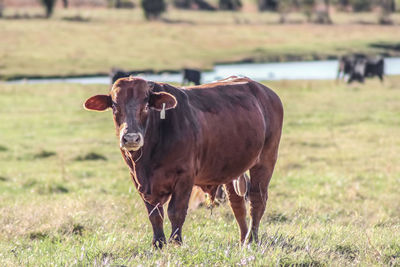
[1,7,400,80]
[0,77,399,265]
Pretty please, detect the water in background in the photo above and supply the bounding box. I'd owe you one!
[6,57,400,85]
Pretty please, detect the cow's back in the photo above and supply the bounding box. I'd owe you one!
[183,77,283,185]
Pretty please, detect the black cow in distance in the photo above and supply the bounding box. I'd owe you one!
[182,68,201,85]
[337,54,384,83]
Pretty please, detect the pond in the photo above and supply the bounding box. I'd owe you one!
[5,57,400,85]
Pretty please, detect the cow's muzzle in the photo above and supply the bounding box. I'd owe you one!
[121,132,143,151]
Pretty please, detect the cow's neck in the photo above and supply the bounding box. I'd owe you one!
[135,83,199,178]
[121,148,143,190]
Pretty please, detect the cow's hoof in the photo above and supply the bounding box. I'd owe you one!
[168,235,182,246]
[244,231,258,246]
[152,238,166,249]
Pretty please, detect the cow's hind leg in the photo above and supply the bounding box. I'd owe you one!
[145,202,166,249]
[245,143,280,244]
[167,180,193,245]
[225,179,248,243]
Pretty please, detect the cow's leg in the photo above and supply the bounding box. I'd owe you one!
[225,180,248,243]
[245,144,279,244]
[167,181,192,244]
[347,75,353,84]
[145,202,166,249]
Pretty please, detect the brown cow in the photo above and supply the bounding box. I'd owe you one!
[84,76,283,248]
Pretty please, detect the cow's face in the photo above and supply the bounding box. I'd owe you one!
[84,77,177,151]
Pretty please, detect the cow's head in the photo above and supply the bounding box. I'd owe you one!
[84,77,177,151]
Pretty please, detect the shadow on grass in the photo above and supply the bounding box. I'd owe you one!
[0,145,8,152]
[335,244,358,260]
[277,257,324,267]
[75,152,107,161]
[33,150,57,159]
[22,180,69,194]
[2,14,47,20]
[47,184,69,194]
[29,231,49,241]
[28,223,85,242]
[369,42,400,52]
[59,222,86,236]
[160,18,195,25]
[266,212,290,223]
[61,15,91,22]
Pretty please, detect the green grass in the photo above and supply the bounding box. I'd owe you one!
[1,8,400,80]
[0,77,399,265]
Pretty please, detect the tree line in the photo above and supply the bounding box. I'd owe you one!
[0,0,396,23]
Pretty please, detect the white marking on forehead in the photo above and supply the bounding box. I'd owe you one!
[120,123,127,138]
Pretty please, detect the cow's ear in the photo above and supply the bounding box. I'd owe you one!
[149,92,177,111]
[84,95,112,111]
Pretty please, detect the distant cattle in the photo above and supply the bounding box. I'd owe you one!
[337,54,384,83]
[110,68,153,84]
[110,68,135,84]
[182,68,201,85]
[84,76,283,248]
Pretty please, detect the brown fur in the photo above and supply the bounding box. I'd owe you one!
[84,76,283,248]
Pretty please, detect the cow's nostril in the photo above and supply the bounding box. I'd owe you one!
[134,135,141,143]
[122,133,142,146]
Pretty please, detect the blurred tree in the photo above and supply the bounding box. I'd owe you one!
[141,0,166,19]
[193,0,217,10]
[378,0,393,24]
[315,0,332,23]
[173,0,191,8]
[0,0,4,18]
[350,0,371,12]
[108,0,135,8]
[278,0,293,23]
[302,0,315,22]
[301,0,331,24]
[219,0,242,10]
[336,0,350,10]
[41,0,57,18]
[258,0,278,11]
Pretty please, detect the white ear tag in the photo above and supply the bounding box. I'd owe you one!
[160,103,166,120]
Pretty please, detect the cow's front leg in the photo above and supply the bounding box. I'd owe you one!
[167,183,192,244]
[145,202,166,249]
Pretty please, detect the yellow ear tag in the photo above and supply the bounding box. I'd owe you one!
[160,103,166,120]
